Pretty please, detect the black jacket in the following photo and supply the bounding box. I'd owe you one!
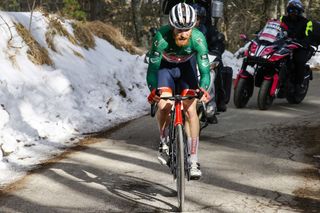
[206,25,225,57]
[281,15,309,41]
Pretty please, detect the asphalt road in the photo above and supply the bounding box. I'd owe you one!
[0,73,320,212]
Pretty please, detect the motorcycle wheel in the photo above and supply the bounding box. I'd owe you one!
[258,80,274,110]
[286,80,309,104]
[234,78,251,108]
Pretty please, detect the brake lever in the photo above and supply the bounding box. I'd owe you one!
[150,89,161,117]
[197,90,204,100]
[151,103,157,117]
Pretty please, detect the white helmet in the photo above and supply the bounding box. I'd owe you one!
[169,3,197,30]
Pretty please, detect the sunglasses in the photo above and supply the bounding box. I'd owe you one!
[175,28,191,33]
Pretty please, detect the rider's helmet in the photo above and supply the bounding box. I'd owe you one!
[169,3,197,30]
[287,0,304,16]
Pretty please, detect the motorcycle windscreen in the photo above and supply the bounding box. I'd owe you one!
[259,21,282,43]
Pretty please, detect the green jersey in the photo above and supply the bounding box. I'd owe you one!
[146,25,211,91]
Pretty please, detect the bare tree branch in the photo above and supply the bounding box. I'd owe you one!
[28,0,37,31]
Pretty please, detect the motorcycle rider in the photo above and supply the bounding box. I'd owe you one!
[193,3,208,36]
[147,3,211,179]
[192,3,217,122]
[206,24,227,112]
[280,0,312,94]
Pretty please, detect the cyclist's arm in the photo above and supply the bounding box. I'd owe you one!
[146,26,169,91]
[192,29,211,90]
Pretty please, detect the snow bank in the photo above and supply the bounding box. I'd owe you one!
[0,12,148,187]
[309,52,320,69]
[222,50,243,78]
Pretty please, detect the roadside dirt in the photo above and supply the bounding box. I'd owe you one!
[266,119,320,212]
[292,125,320,212]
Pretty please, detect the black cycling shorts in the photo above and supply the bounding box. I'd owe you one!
[157,57,198,94]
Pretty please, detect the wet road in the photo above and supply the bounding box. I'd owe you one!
[0,73,320,212]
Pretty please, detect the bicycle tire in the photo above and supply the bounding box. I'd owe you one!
[257,79,274,110]
[176,124,185,212]
[234,78,252,108]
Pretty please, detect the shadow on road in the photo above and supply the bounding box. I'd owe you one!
[0,161,177,212]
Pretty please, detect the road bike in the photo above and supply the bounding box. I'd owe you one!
[151,91,202,212]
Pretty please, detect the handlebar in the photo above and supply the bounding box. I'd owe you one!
[150,89,204,117]
[157,93,203,101]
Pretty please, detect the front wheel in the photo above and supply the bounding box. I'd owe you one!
[176,124,185,212]
[234,78,252,108]
[258,80,274,110]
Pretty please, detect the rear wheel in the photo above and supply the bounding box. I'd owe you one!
[258,80,274,110]
[234,78,252,108]
[286,80,309,104]
[176,124,185,212]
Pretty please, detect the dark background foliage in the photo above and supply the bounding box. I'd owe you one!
[1,0,319,52]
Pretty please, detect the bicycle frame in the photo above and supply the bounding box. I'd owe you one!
[173,96,184,126]
[151,92,201,212]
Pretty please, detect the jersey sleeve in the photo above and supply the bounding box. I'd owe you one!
[192,29,211,90]
[146,26,169,91]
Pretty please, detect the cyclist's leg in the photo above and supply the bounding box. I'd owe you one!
[156,65,180,135]
[183,95,202,179]
[156,86,172,137]
[179,58,200,135]
[182,94,199,137]
[156,65,179,164]
[183,97,200,161]
[179,60,202,178]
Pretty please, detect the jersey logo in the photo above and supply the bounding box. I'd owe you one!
[201,54,208,60]
[185,47,192,54]
[196,38,203,44]
[201,60,210,68]
[150,57,160,64]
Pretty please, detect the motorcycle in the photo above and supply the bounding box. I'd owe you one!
[197,56,220,131]
[234,20,317,110]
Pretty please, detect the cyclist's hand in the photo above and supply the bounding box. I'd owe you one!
[199,88,211,103]
[147,89,160,104]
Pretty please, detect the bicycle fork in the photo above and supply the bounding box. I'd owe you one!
[169,101,190,180]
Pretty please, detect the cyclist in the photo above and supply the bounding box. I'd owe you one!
[147,3,211,179]
[161,0,229,113]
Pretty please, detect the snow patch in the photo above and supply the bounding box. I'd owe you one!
[0,11,149,187]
